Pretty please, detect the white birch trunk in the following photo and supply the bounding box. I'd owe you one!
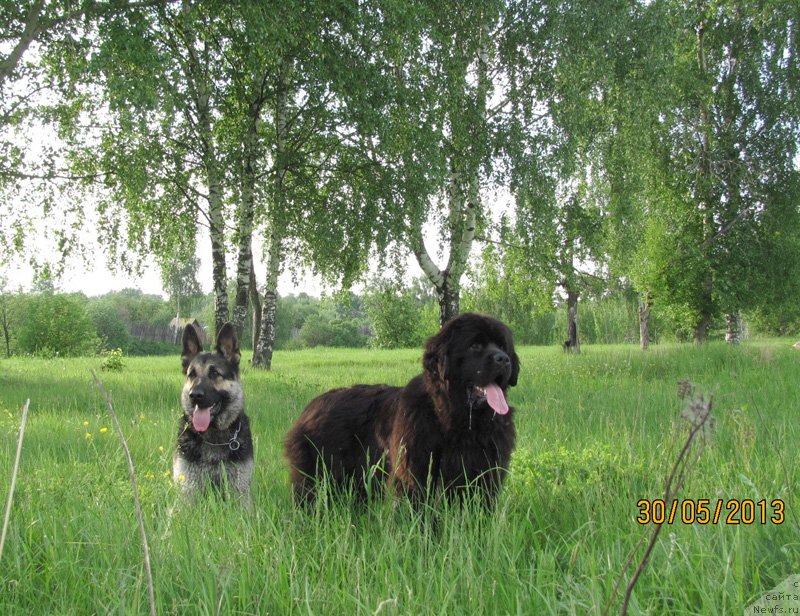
[565,289,580,353]
[249,262,261,353]
[411,29,486,328]
[184,25,228,335]
[206,130,228,335]
[411,165,477,327]
[725,312,740,344]
[232,105,260,342]
[639,289,652,350]
[252,229,281,368]
[198,87,229,332]
[252,59,291,368]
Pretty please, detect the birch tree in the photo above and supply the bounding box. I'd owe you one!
[216,1,273,343]
[249,1,391,368]
[251,56,290,369]
[500,0,640,351]
[629,0,800,343]
[1,1,173,88]
[412,2,494,325]
[0,0,175,275]
[352,0,508,327]
[42,1,233,332]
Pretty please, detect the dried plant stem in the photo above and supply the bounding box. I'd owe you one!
[91,371,156,616]
[618,400,712,616]
[0,399,30,563]
[603,387,713,616]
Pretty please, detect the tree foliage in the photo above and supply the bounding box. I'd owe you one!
[604,1,800,341]
[16,292,99,356]
[87,299,130,350]
[1,0,798,348]
[363,279,437,348]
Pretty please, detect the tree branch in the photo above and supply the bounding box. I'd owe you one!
[410,223,445,288]
[698,206,751,251]
[1,0,177,86]
[0,0,45,86]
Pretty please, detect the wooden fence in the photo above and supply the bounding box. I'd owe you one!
[129,323,181,345]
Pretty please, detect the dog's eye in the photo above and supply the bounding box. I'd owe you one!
[187,368,196,378]
[470,343,483,352]
[208,366,219,378]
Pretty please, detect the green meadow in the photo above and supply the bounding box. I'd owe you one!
[0,341,797,615]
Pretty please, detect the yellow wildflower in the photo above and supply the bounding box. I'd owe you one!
[83,421,89,427]
[99,427,109,434]
[178,474,186,482]
[85,432,92,439]
[158,446,165,453]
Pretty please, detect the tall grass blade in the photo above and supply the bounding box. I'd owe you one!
[91,370,157,616]
[0,398,29,563]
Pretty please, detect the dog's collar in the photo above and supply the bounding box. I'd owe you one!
[205,421,242,451]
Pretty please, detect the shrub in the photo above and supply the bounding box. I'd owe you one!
[16,293,100,356]
[100,348,126,371]
[364,283,426,348]
[88,301,130,350]
[299,314,367,348]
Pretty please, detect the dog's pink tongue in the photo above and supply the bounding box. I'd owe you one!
[192,405,212,432]
[485,384,509,415]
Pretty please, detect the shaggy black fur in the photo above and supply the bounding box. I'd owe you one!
[285,313,520,507]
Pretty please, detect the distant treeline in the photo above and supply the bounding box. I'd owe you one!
[1,282,796,359]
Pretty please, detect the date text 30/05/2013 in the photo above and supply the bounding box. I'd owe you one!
[636,499,785,525]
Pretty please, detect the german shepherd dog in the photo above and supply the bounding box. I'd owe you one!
[173,322,253,501]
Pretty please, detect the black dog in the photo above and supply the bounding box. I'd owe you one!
[285,313,520,506]
[173,322,253,500]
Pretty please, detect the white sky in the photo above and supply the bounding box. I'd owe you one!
[1,119,512,300]
[2,190,512,299]
[2,227,330,299]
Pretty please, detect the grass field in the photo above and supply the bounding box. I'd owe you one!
[0,340,798,615]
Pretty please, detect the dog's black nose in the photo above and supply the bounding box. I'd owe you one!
[492,351,510,366]
[189,387,206,402]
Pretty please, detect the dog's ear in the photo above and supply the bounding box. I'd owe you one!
[509,351,520,387]
[181,324,202,372]
[422,344,441,380]
[502,323,520,387]
[423,327,451,382]
[215,322,241,368]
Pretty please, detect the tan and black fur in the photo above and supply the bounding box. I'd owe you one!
[173,322,253,500]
